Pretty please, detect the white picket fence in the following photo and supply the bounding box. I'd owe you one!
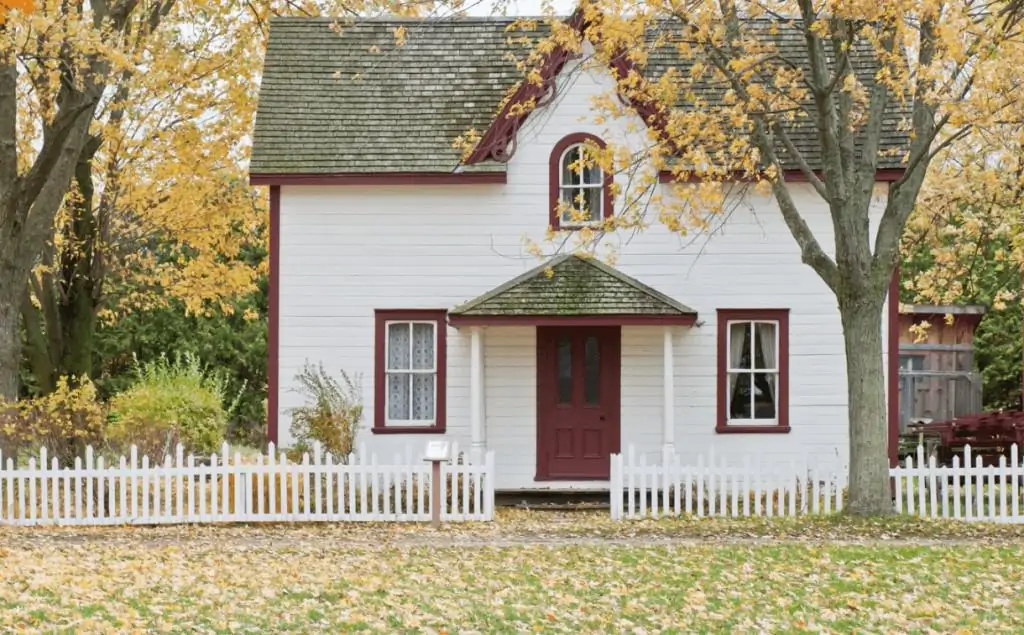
[893,444,1024,523]
[0,442,495,526]
[610,446,848,520]
[612,444,1024,523]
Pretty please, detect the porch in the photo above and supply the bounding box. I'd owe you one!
[447,254,698,489]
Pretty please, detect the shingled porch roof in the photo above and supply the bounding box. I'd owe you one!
[447,254,698,326]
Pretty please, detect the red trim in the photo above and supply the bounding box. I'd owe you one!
[267,186,281,446]
[448,314,697,327]
[716,309,790,434]
[463,9,674,165]
[715,425,792,434]
[888,267,900,468]
[548,133,615,230]
[373,309,448,434]
[464,10,585,164]
[250,172,506,186]
[658,168,906,184]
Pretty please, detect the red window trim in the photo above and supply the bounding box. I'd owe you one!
[373,309,448,434]
[716,308,790,434]
[549,133,614,230]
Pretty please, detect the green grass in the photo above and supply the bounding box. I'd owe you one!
[1,514,1023,632]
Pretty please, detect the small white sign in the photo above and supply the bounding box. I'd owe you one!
[423,441,451,462]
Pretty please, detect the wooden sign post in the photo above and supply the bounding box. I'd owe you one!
[423,441,451,529]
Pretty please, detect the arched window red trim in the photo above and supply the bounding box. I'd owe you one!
[548,133,614,230]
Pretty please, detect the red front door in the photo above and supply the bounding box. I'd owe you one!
[536,326,621,480]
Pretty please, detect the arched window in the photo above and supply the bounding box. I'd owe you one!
[549,133,613,230]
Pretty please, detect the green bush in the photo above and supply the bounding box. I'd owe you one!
[107,353,238,459]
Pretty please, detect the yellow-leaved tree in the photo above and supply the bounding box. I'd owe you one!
[498,0,1024,514]
[1,0,455,398]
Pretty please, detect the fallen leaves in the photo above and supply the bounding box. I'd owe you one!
[0,512,1022,632]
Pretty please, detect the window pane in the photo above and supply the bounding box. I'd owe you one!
[582,151,602,185]
[560,187,579,223]
[561,146,581,186]
[557,336,573,404]
[387,323,411,370]
[580,187,600,221]
[754,322,777,370]
[728,372,751,419]
[753,372,777,419]
[412,323,435,370]
[387,373,410,420]
[584,335,600,405]
[411,374,435,420]
[728,322,751,370]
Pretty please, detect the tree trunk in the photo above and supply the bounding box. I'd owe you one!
[839,294,893,515]
[58,153,99,382]
[0,269,23,401]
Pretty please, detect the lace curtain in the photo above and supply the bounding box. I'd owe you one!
[386,322,435,421]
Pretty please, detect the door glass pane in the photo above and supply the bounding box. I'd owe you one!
[557,336,572,404]
[584,335,600,405]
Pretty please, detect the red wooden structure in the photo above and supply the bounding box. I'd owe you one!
[907,412,1024,466]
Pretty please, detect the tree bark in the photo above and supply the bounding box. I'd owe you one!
[0,271,21,401]
[839,292,892,515]
[58,149,99,382]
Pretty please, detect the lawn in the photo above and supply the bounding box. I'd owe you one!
[1,512,1023,633]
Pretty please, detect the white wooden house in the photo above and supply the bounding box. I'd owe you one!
[249,13,907,491]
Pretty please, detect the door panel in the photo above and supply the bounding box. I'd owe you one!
[536,326,620,479]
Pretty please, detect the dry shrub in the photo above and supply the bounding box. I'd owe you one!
[288,363,362,461]
[0,377,105,466]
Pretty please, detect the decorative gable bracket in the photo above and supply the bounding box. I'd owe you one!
[462,8,675,166]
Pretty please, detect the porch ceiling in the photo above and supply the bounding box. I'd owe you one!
[448,254,698,326]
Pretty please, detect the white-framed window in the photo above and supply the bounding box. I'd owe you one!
[725,319,780,424]
[558,142,604,226]
[385,320,437,425]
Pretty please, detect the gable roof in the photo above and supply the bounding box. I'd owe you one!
[251,15,911,178]
[448,254,698,322]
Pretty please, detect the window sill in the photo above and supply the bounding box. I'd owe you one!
[715,424,791,434]
[371,426,446,435]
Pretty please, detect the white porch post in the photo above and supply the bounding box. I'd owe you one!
[470,326,486,460]
[662,327,675,456]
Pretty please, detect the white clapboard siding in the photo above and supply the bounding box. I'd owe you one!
[612,444,1024,523]
[610,445,847,520]
[0,442,495,526]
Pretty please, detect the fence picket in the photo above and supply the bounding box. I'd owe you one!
[1000,454,1008,519]
[1013,445,1020,520]
[49,457,58,523]
[975,453,985,519]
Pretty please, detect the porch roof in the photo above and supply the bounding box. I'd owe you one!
[448,254,698,326]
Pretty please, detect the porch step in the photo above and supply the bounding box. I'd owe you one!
[495,491,609,511]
